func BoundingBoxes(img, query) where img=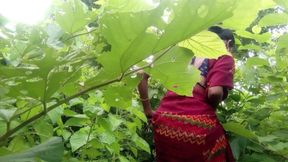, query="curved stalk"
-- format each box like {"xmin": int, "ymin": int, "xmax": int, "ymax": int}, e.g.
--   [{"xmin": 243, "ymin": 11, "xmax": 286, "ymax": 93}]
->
[{"xmin": 0, "ymin": 46, "xmax": 174, "ymax": 143}]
